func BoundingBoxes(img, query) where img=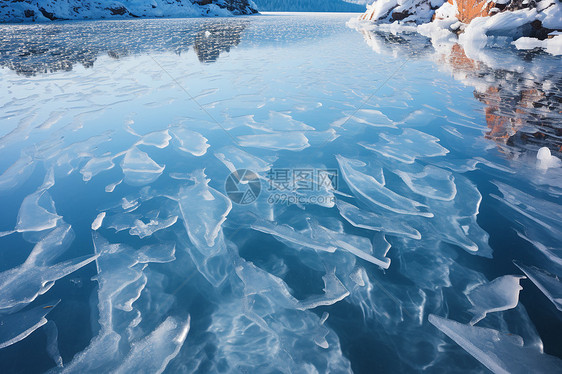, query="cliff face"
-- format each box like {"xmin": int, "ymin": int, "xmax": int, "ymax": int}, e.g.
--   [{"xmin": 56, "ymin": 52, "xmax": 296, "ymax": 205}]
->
[
  {"xmin": 450, "ymin": 0, "xmax": 496, "ymax": 23},
  {"xmin": 0, "ymin": 0, "xmax": 258, "ymax": 23}
]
